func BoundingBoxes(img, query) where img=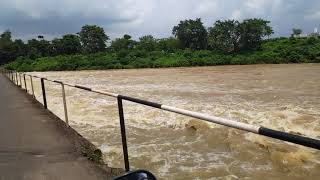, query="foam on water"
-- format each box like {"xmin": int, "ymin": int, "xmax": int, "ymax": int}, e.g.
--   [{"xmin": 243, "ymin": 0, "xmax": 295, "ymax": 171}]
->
[{"xmin": 27, "ymin": 64, "xmax": 320, "ymax": 179}]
